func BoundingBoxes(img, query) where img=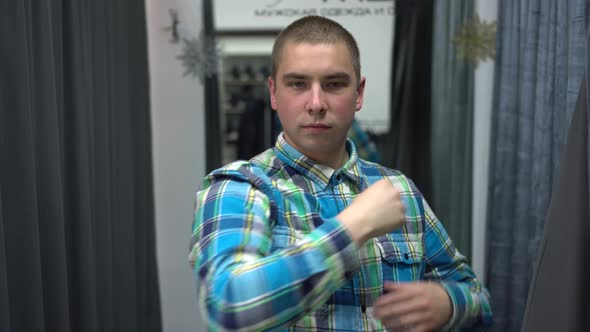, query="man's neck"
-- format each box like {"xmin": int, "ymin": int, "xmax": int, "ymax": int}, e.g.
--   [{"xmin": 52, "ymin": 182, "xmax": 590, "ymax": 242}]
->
[{"xmin": 308, "ymin": 148, "xmax": 349, "ymax": 170}]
